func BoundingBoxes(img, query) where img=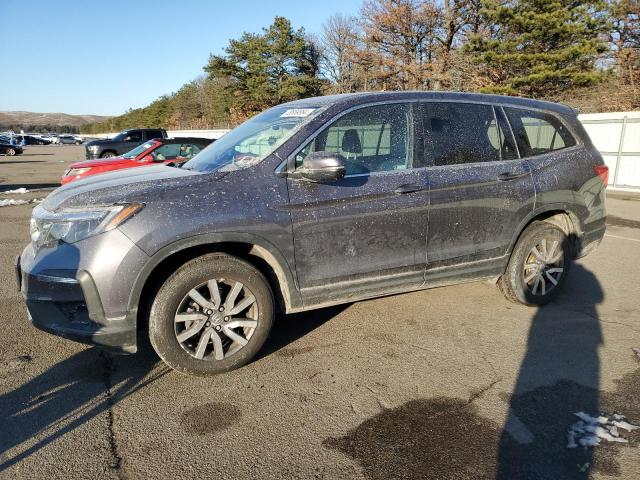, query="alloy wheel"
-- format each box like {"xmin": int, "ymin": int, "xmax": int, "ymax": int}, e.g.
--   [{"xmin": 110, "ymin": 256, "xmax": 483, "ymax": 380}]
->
[
  {"xmin": 174, "ymin": 279, "xmax": 258, "ymax": 360},
  {"xmin": 523, "ymin": 237, "xmax": 564, "ymax": 296}
]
